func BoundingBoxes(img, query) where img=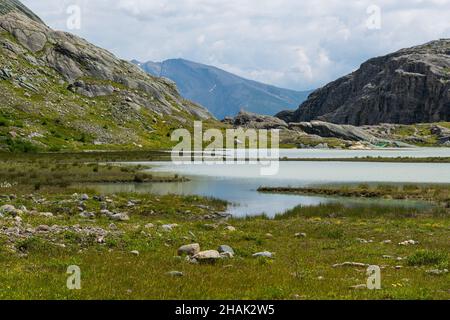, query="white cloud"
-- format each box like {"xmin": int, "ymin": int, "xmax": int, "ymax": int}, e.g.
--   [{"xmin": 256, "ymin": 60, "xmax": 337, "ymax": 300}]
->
[{"xmin": 22, "ymin": 0, "xmax": 450, "ymax": 90}]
